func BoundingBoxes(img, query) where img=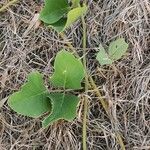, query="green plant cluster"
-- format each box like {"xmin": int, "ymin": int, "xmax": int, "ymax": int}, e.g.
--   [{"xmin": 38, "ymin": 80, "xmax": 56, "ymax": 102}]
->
[
  {"xmin": 96, "ymin": 38, "xmax": 129, "ymax": 65},
  {"xmin": 8, "ymin": 0, "xmax": 129, "ymax": 128}
]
